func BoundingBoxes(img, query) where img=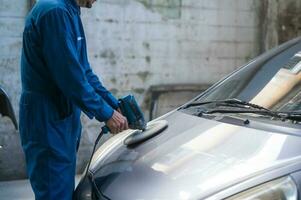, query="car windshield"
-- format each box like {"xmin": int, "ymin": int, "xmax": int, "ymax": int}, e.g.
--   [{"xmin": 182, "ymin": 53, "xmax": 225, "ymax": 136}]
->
[{"xmin": 190, "ymin": 39, "xmax": 301, "ymax": 116}]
